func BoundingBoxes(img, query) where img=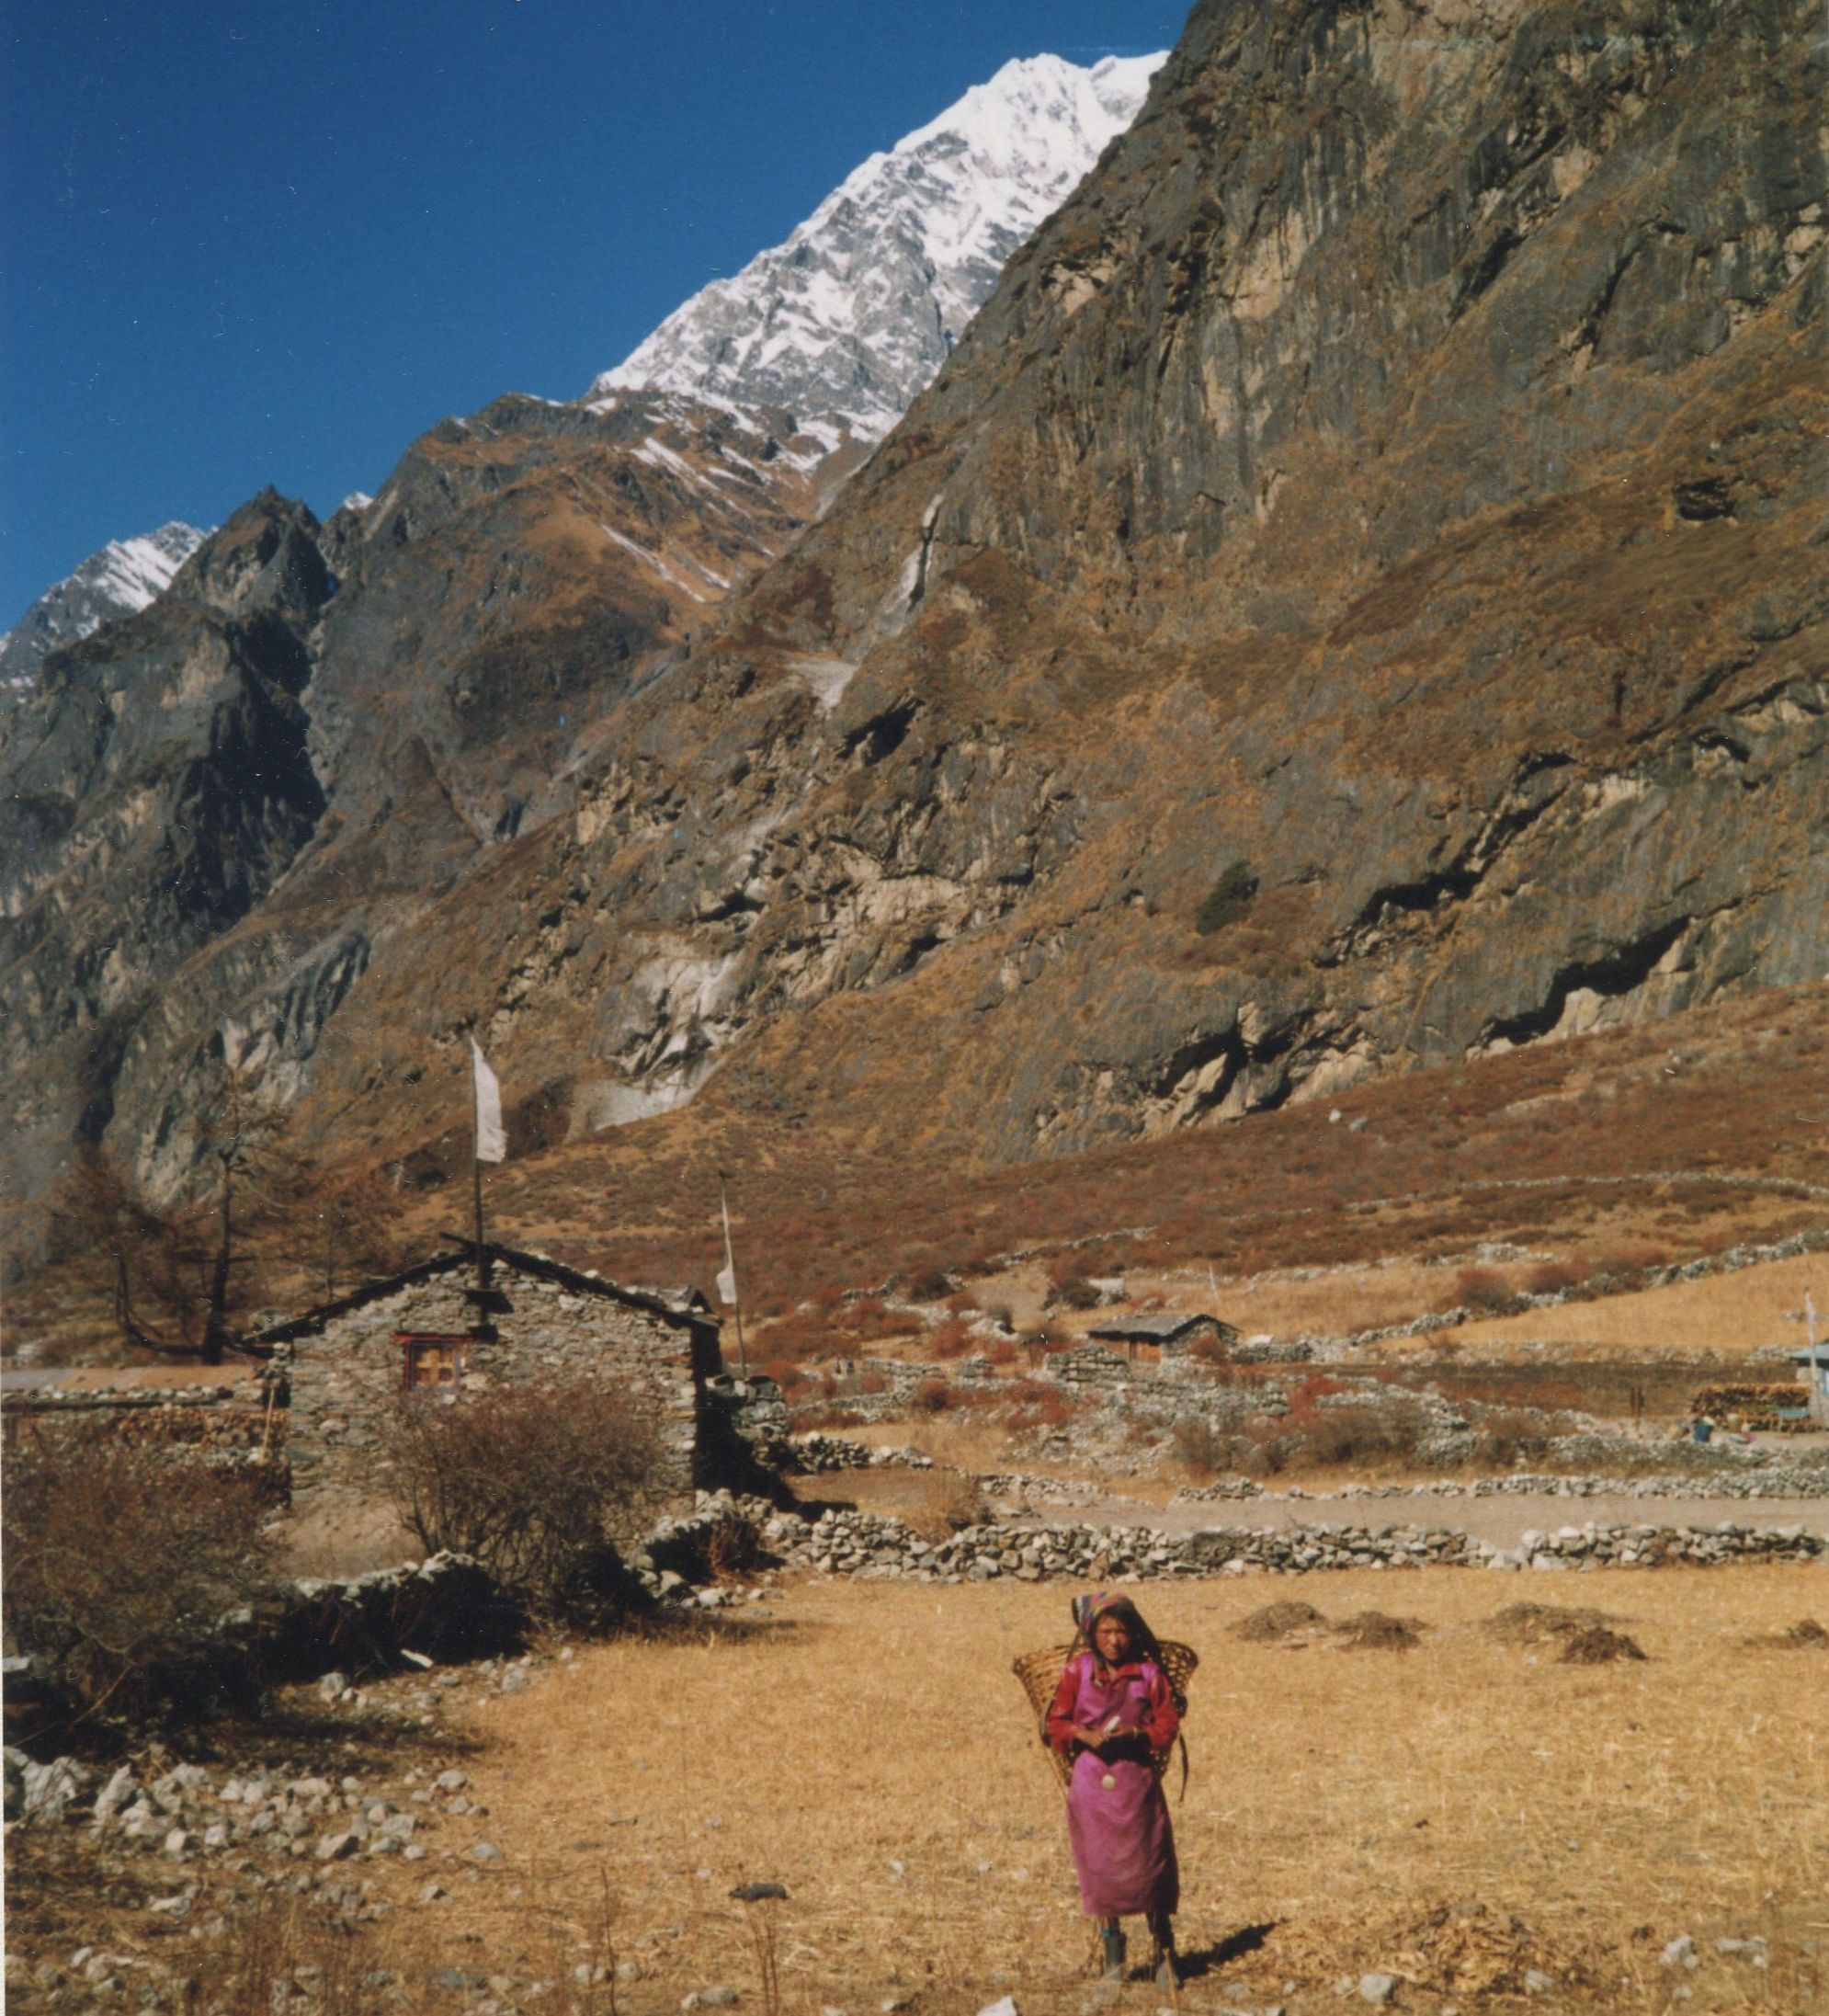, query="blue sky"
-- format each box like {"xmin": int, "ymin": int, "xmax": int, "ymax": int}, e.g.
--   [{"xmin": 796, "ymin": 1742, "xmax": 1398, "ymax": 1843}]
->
[{"xmin": 2, "ymin": 1, "xmax": 1185, "ymax": 625}]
